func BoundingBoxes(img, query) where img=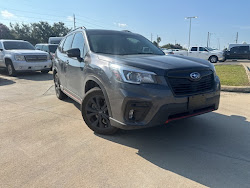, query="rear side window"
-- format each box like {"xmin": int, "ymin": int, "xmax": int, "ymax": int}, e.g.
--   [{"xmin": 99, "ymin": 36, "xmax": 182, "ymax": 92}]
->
[
  {"xmin": 62, "ymin": 34, "xmax": 74, "ymax": 53},
  {"xmin": 58, "ymin": 38, "xmax": 66, "ymax": 52},
  {"xmin": 71, "ymin": 32, "xmax": 85, "ymax": 57},
  {"xmin": 239, "ymin": 46, "xmax": 249, "ymax": 53},
  {"xmin": 231, "ymin": 46, "xmax": 239, "ymax": 53},
  {"xmin": 191, "ymin": 47, "xmax": 198, "ymax": 51}
]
